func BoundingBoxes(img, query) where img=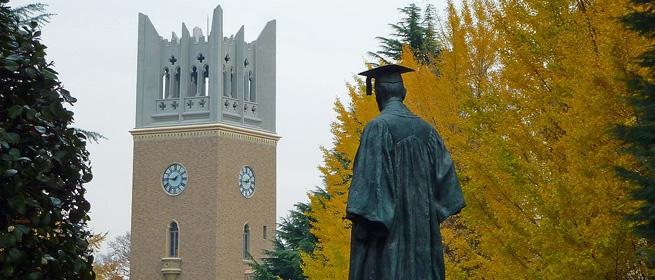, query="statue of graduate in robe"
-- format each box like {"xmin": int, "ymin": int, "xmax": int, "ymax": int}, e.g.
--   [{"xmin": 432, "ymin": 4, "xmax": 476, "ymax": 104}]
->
[{"xmin": 346, "ymin": 64, "xmax": 466, "ymax": 280}]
